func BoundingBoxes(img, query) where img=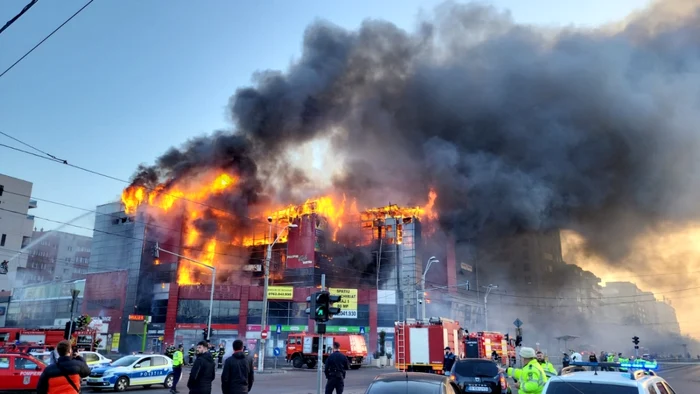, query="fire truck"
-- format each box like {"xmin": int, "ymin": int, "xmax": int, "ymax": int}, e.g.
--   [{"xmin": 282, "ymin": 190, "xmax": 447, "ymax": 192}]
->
[
  {"xmin": 462, "ymin": 331, "xmax": 517, "ymax": 367},
  {"xmin": 0, "ymin": 328, "xmax": 98, "ymax": 351},
  {"xmin": 395, "ymin": 317, "xmax": 462, "ymax": 374},
  {"xmin": 286, "ymin": 333, "xmax": 367, "ymax": 369}
]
